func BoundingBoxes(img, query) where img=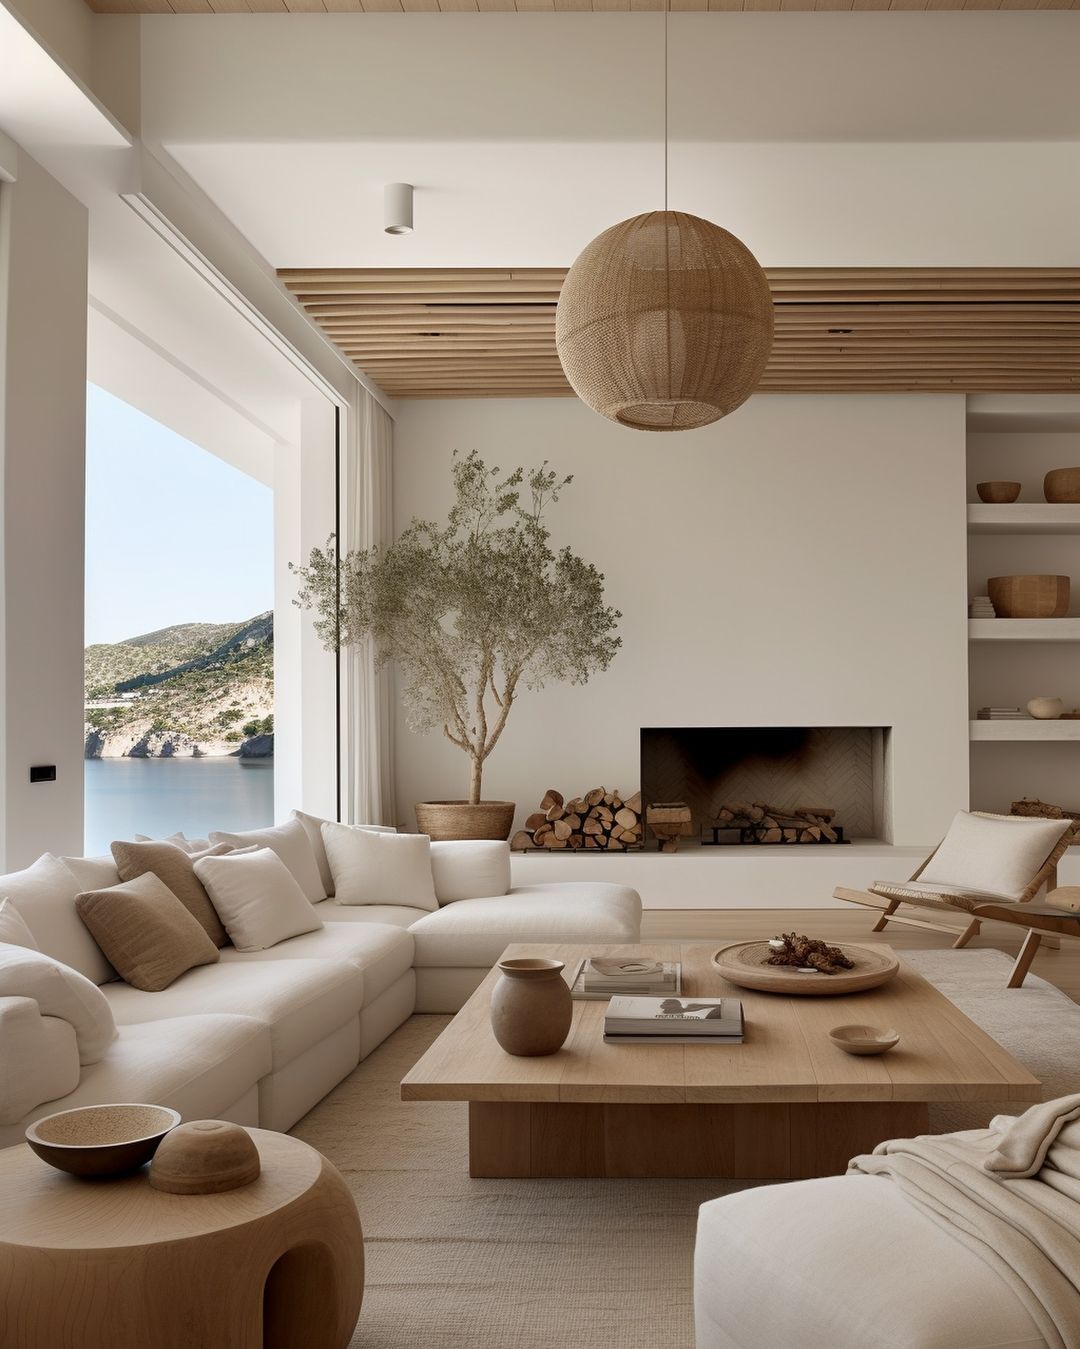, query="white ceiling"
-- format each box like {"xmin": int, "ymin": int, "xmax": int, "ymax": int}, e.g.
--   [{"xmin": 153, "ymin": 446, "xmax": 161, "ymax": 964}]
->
[{"xmin": 141, "ymin": 13, "xmax": 1080, "ymax": 269}]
